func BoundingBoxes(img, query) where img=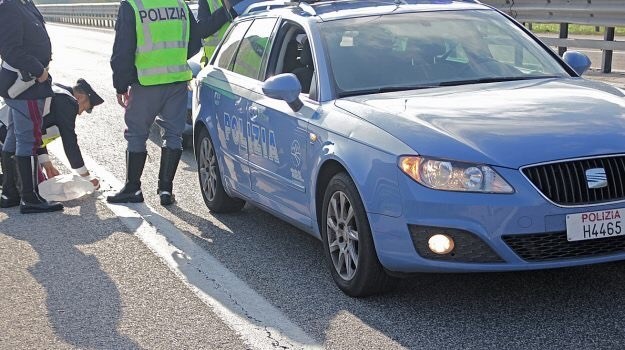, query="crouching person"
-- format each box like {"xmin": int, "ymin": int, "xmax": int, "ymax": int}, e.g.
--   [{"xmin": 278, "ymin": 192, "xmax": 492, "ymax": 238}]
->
[
  {"xmin": 35, "ymin": 79, "xmax": 104, "ymax": 187},
  {"xmin": 0, "ymin": 79, "xmax": 104, "ymax": 211}
]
